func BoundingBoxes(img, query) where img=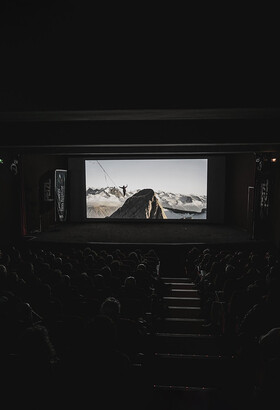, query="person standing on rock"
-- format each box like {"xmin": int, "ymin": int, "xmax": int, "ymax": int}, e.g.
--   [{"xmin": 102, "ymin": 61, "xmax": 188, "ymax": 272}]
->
[{"xmin": 119, "ymin": 184, "xmax": 128, "ymax": 197}]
